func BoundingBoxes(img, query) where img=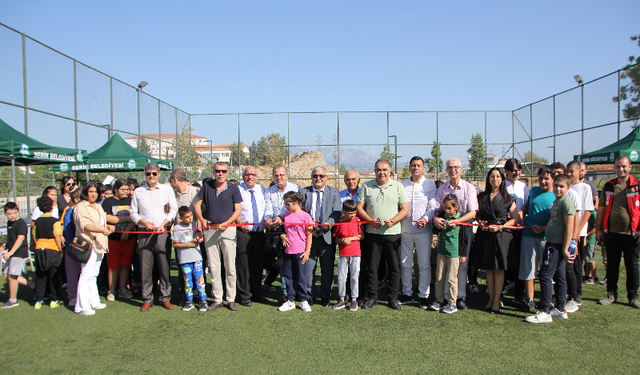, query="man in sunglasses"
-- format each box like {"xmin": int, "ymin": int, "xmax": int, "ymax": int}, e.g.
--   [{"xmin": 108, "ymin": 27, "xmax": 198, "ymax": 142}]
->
[
  {"xmin": 194, "ymin": 162, "xmax": 243, "ymax": 311},
  {"xmin": 130, "ymin": 163, "xmax": 178, "ymax": 312},
  {"xmin": 300, "ymin": 166, "xmax": 342, "ymax": 306}
]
